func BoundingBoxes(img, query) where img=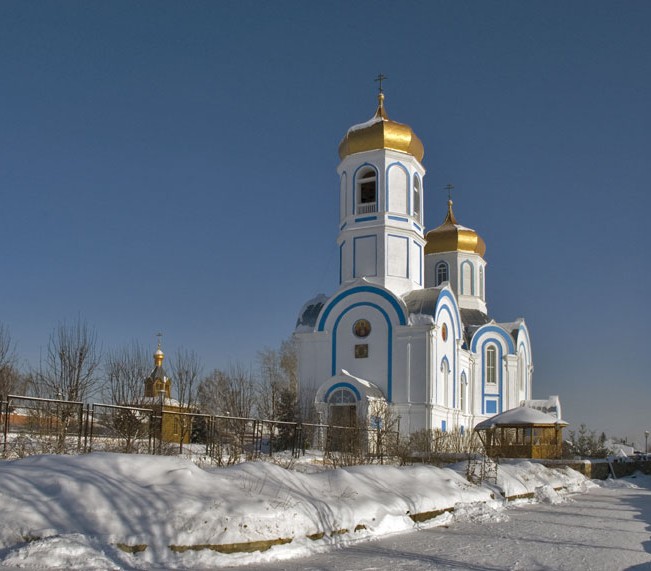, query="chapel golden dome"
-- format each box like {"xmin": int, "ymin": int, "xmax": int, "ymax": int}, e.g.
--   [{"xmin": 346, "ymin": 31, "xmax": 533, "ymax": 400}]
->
[
  {"xmin": 338, "ymin": 93, "xmax": 425, "ymax": 162},
  {"xmin": 154, "ymin": 343, "xmax": 165, "ymax": 367},
  {"xmin": 425, "ymin": 200, "xmax": 486, "ymax": 257}
]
